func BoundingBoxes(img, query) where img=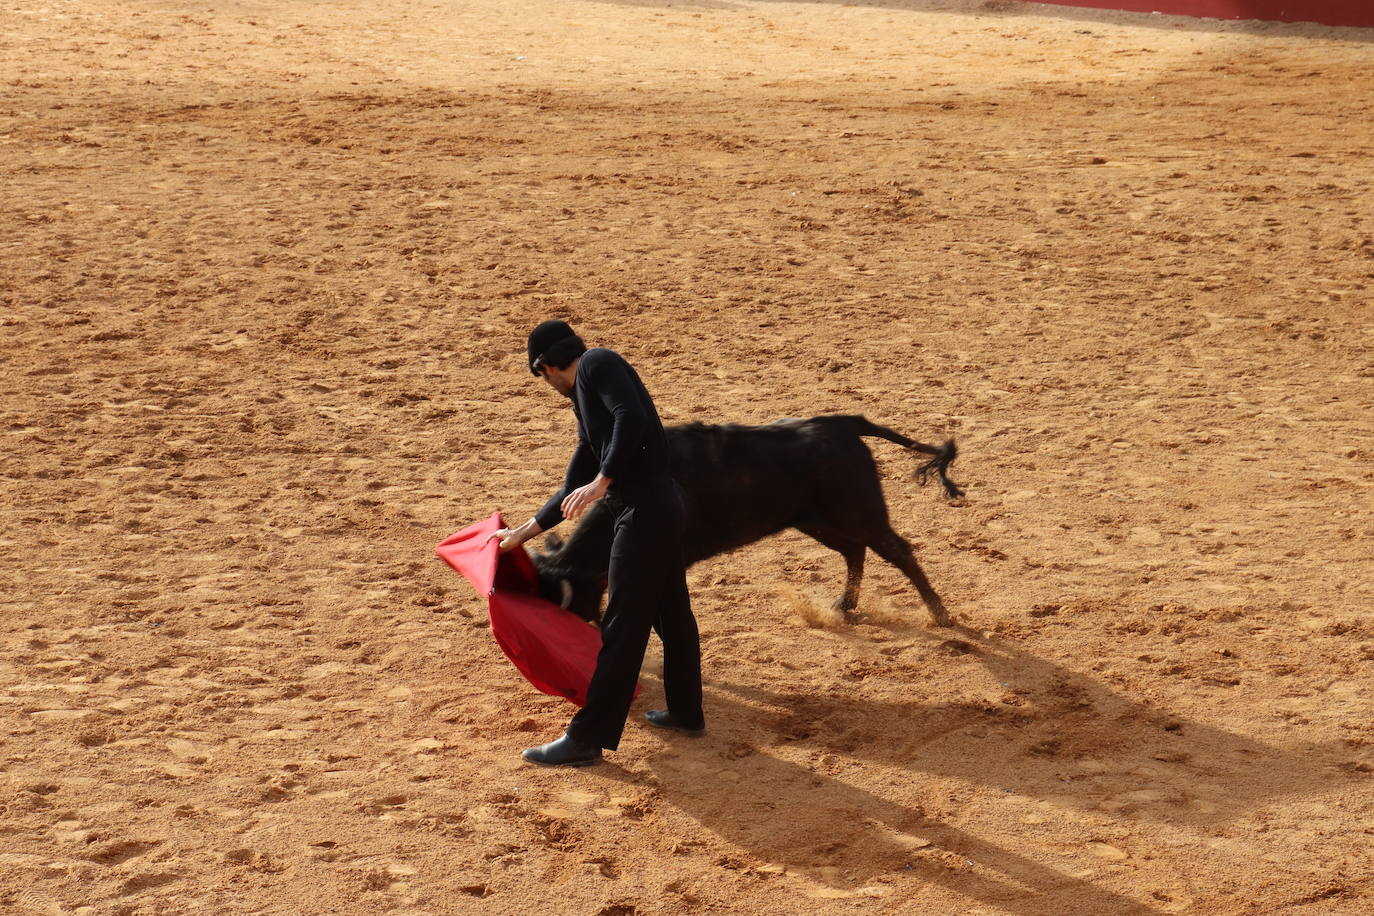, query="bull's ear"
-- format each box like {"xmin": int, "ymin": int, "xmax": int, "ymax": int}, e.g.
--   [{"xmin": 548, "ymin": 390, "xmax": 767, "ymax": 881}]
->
[{"xmin": 545, "ymin": 531, "xmax": 564, "ymax": 551}]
